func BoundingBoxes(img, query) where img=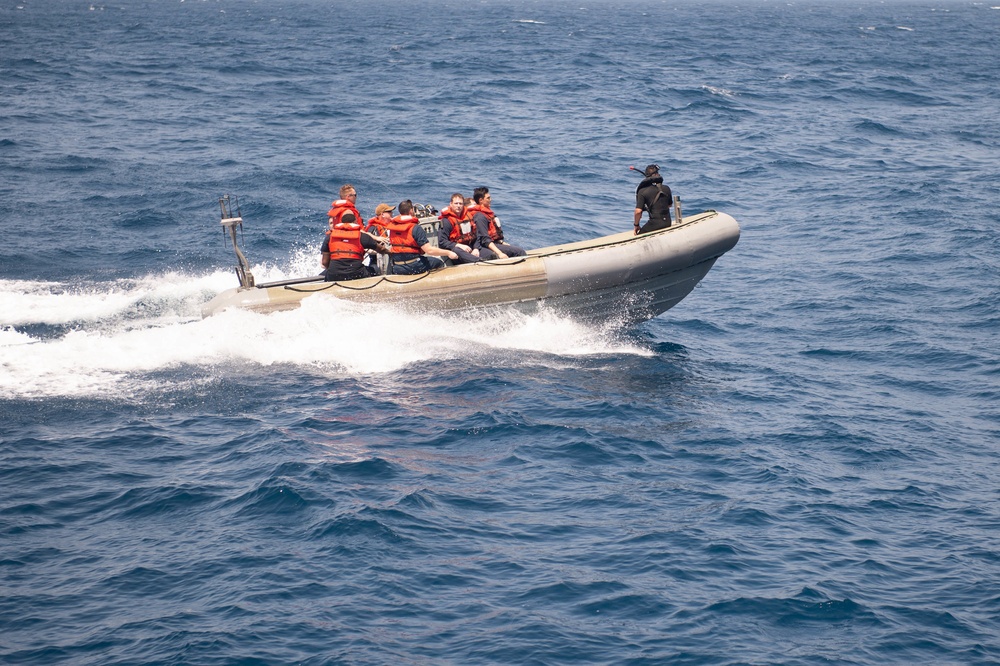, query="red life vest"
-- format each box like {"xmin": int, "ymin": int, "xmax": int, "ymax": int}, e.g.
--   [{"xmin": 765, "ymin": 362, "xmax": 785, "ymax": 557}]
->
[
  {"xmin": 467, "ymin": 204, "xmax": 503, "ymax": 242},
  {"xmin": 328, "ymin": 199, "xmax": 361, "ymax": 224},
  {"xmin": 327, "ymin": 223, "xmax": 364, "ymax": 261},
  {"xmin": 387, "ymin": 216, "xmax": 422, "ymax": 255},
  {"xmin": 440, "ymin": 207, "xmax": 476, "ymax": 246}
]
